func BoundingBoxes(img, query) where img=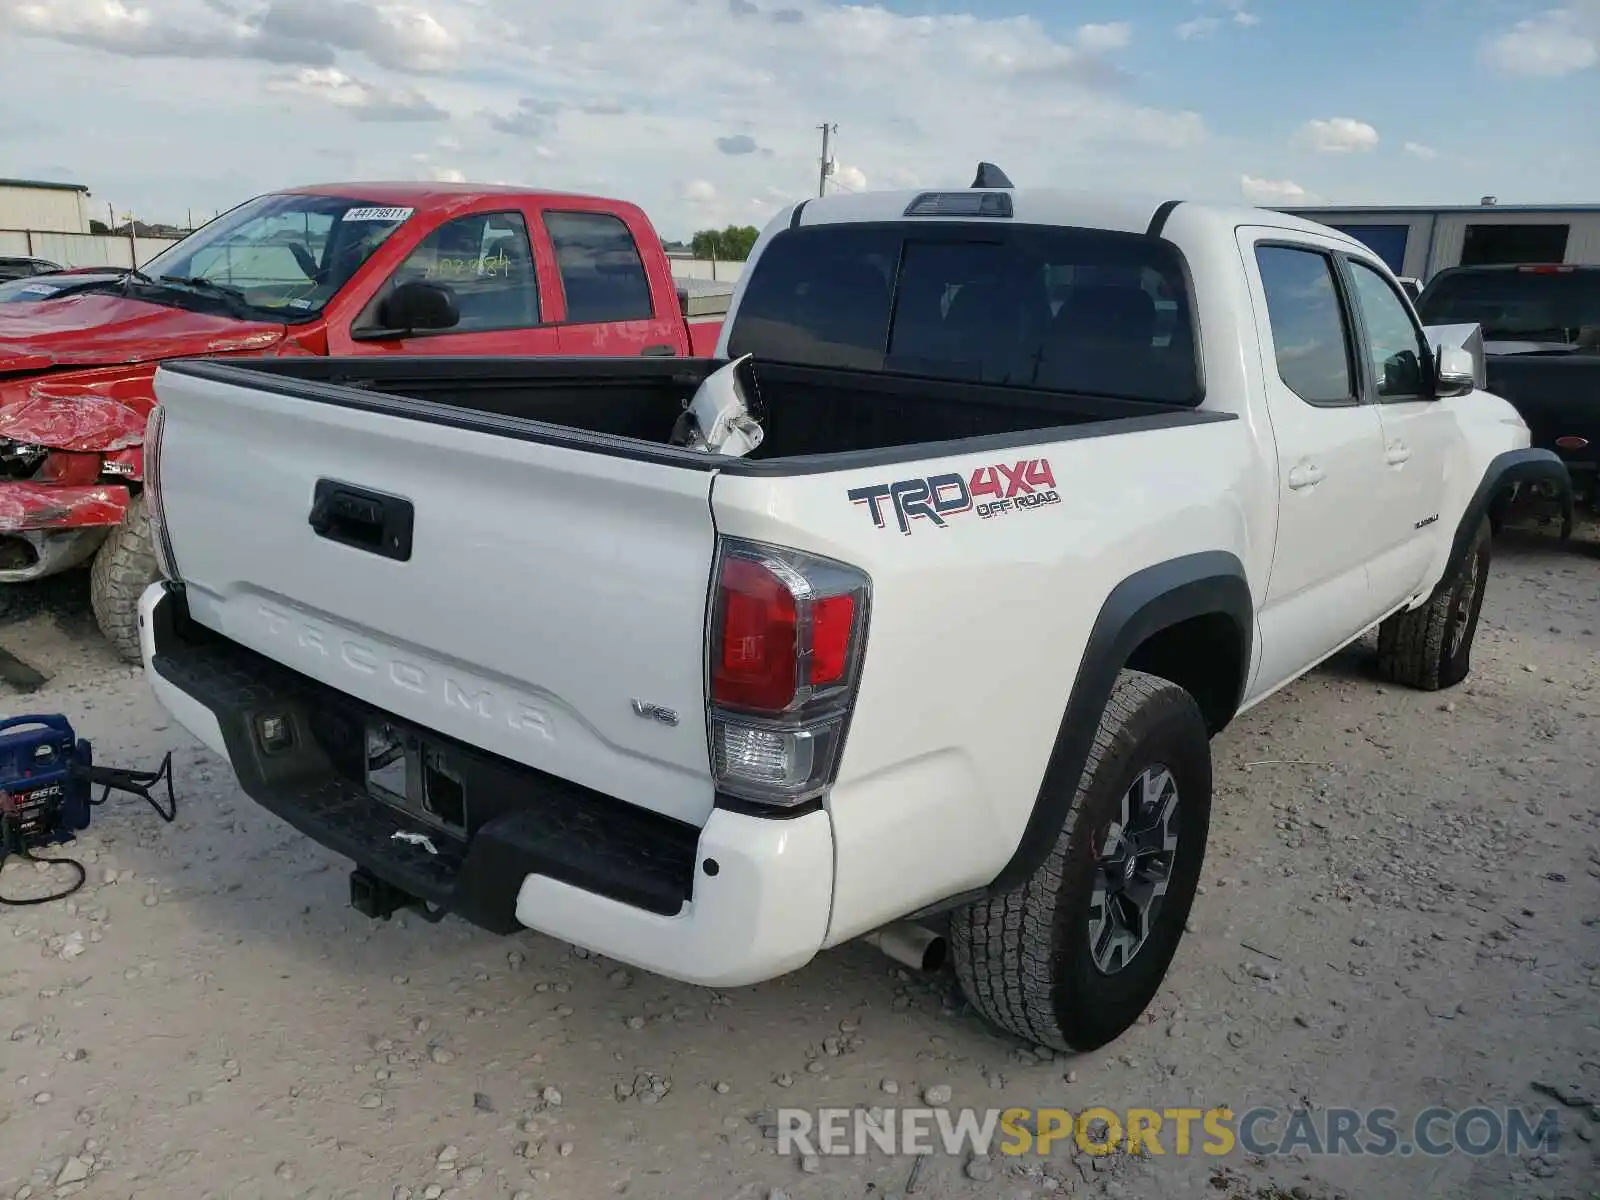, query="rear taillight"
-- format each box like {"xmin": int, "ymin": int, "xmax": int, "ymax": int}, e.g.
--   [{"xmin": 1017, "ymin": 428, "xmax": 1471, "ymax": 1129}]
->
[
  {"xmin": 708, "ymin": 539, "xmax": 870, "ymax": 808},
  {"xmin": 143, "ymin": 404, "xmax": 181, "ymax": 582}
]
